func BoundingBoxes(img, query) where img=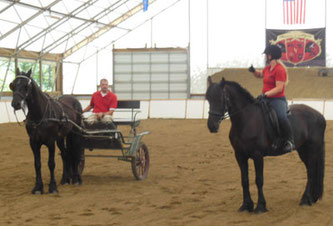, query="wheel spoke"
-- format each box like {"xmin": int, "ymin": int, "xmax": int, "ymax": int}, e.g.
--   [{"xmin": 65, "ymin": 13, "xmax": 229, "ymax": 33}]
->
[{"xmin": 131, "ymin": 143, "xmax": 149, "ymax": 180}]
